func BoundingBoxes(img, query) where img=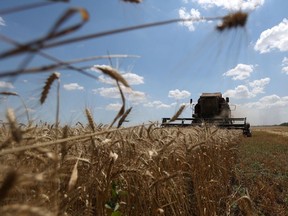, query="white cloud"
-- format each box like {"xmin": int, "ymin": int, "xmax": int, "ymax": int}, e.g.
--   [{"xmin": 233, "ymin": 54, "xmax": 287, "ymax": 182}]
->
[
  {"xmin": 93, "ymin": 87, "xmax": 146, "ymax": 103},
  {"xmin": 224, "ymin": 85, "xmax": 255, "ymax": 99},
  {"xmin": 282, "ymin": 57, "xmax": 288, "ymax": 74},
  {"xmin": 249, "ymin": 77, "xmax": 270, "ymax": 94},
  {"xmin": 123, "ymin": 73, "xmax": 144, "ymax": 85},
  {"xmin": 168, "ymin": 89, "xmax": 191, "ymax": 100},
  {"xmin": 254, "ymin": 18, "xmax": 288, "ymax": 53},
  {"xmin": 234, "ymin": 95, "xmax": 288, "ymax": 125},
  {"xmin": 93, "ymin": 87, "xmax": 120, "ymax": 98},
  {"xmin": 224, "ymin": 77, "xmax": 270, "ymax": 99},
  {"xmin": 106, "ymin": 103, "xmax": 122, "ymax": 111},
  {"xmin": 244, "ymin": 95, "xmax": 288, "ymax": 109},
  {"xmin": 98, "ymin": 72, "xmax": 144, "ymax": 86},
  {"xmin": 195, "ymin": 0, "xmax": 264, "ymax": 11},
  {"xmin": 143, "ymin": 101, "xmax": 173, "ymax": 109},
  {"xmin": 63, "ymin": 83, "xmax": 84, "ymax": 91},
  {"xmin": 91, "ymin": 65, "xmax": 144, "ymax": 86},
  {"xmin": 127, "ymin": 91, "xmax": 147, "ymax": 103},
  {"xmin": 178, "ymin": 7, "xmax": 201, "ymax": 31},
  {"xmin": 0, "ymin": 81, "xmax": 14, "ymax": 89},
  {"xmin": 223, "ymin": 64, "xmax": 254, "ymax": 80},
  {"xmin": 0, "ymin": 17, "xmax": 5, "ymax": 26}
]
